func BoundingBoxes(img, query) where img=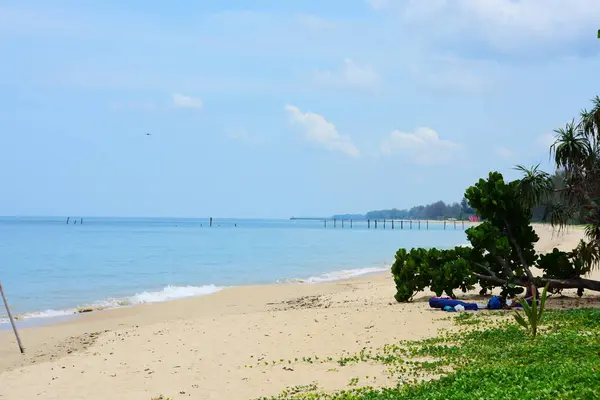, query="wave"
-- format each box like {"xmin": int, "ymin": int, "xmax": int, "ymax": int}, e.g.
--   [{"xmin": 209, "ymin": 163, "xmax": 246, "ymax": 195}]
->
[
  {"xmin": 278, "ymin": 241, "xmax": 470, "ymax": 285},
  {"xmin": 0, "ymin": 284, "xmax": 222, "ymax": 324},
  {"xmin": 126, "ymin": 284, "xmax": 222, "ymax": 304},
  {"xmin": 277, "ymin": 266, "xmax": 390, "ymax": 284}
]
